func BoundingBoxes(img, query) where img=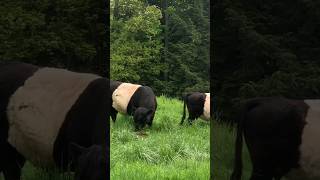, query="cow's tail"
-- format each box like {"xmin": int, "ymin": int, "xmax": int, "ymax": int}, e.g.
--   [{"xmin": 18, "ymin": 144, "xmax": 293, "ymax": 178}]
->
[
  {"xmin": 180, "ymin": 93, "xmax": 189, "ymax": 125},
  {"xmin": 231, "ymin": 99, "xmax": 260, "ymax": 180}
]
